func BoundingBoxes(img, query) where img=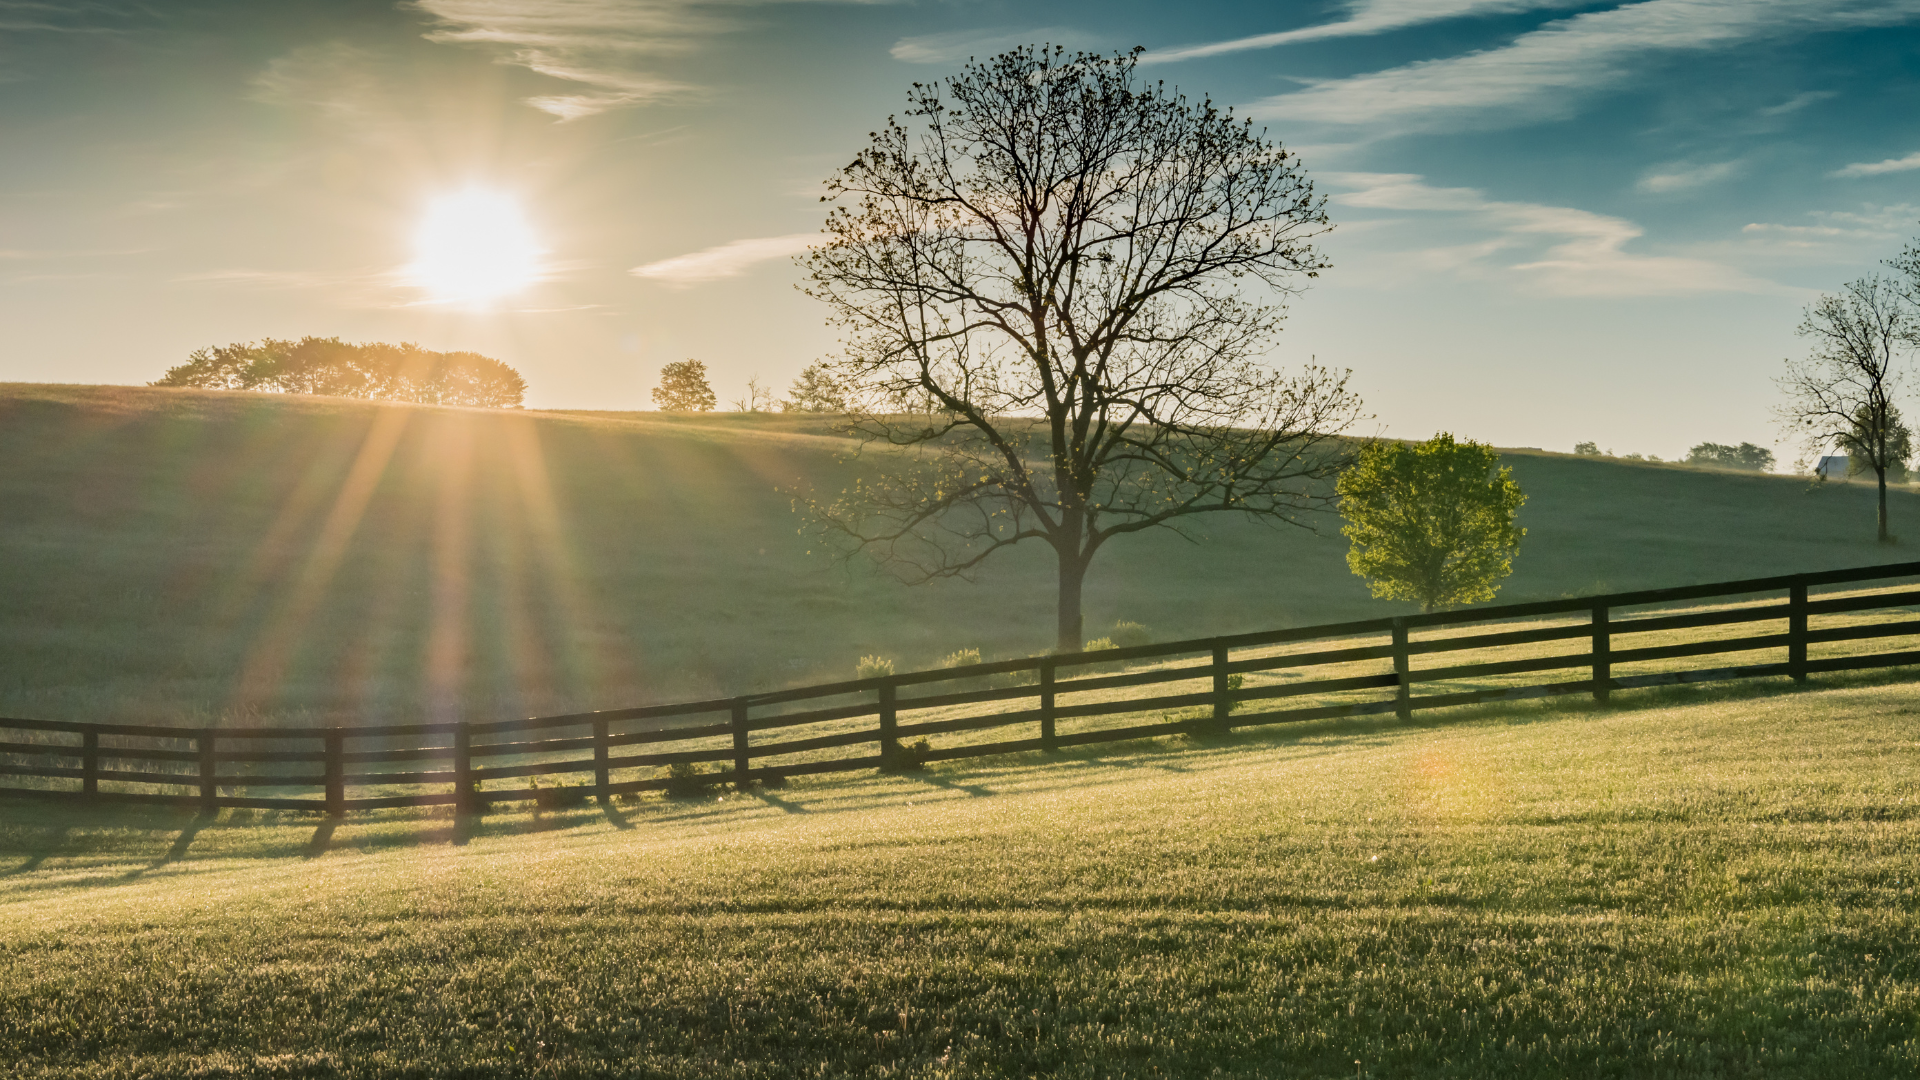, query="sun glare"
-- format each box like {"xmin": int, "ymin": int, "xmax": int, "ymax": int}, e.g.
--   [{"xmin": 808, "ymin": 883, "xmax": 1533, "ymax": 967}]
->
[{"xmin": 410, "ymin": 189, "xmax": 543, "ymax": 306}]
